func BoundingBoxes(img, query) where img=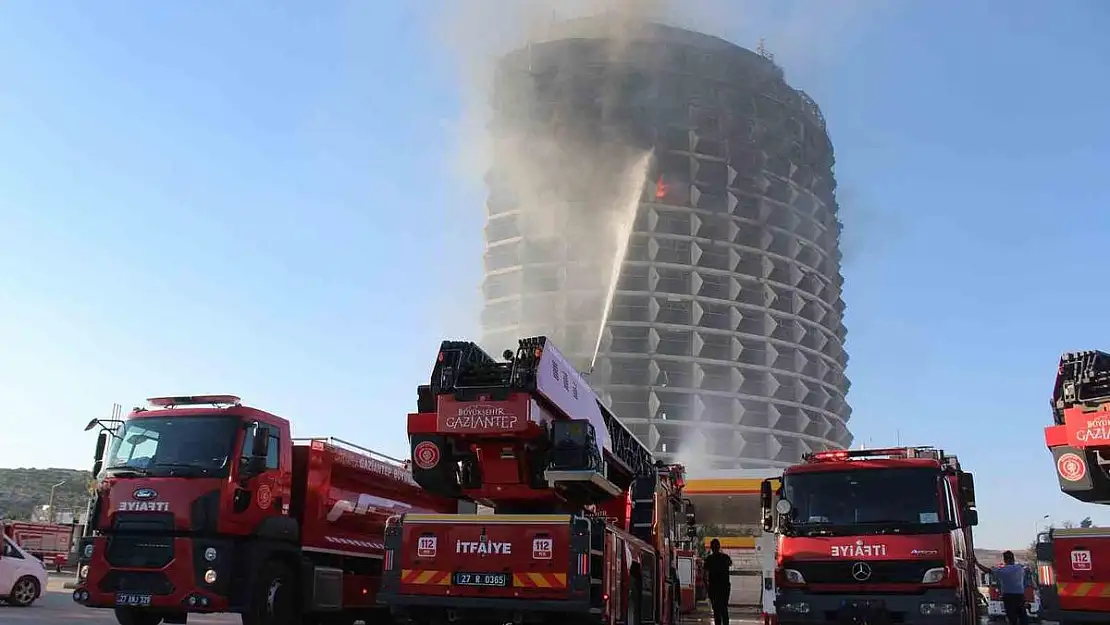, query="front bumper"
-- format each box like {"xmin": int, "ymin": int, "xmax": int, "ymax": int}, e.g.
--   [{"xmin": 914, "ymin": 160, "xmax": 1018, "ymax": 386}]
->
[
  {"xmin": 383, "ymin": 592, "xmax": 595, "ymax": 624},
  {"xmin": 776, "ymin": 589, "xmax": 967, "ymax": 625},
  {"xmin": 71, "ymin": 534, "xmax": 235, "ymax": 613}
]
